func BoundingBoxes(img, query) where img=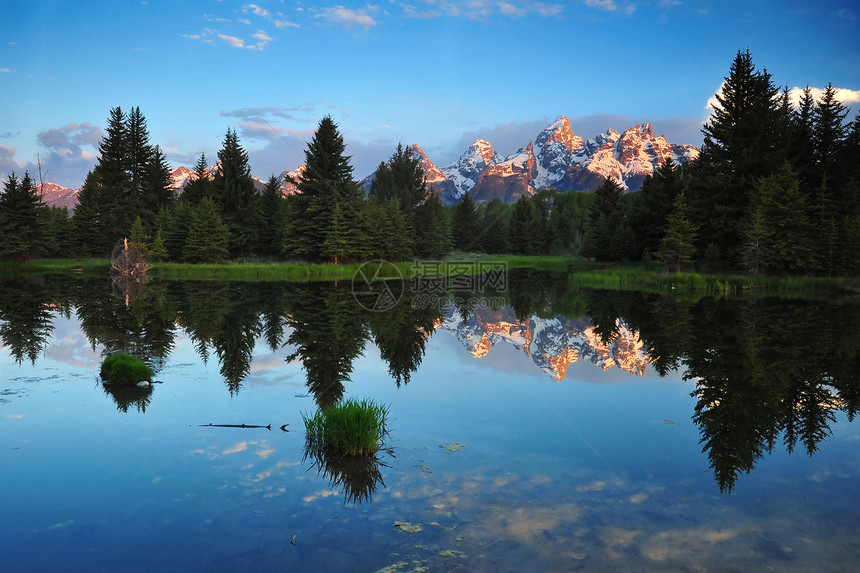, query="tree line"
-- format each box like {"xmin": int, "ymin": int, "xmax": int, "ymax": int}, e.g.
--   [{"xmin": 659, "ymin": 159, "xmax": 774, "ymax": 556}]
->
[{"xmin": 1, "ymin": 49, "xmax": 858, "ymax": 275}]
